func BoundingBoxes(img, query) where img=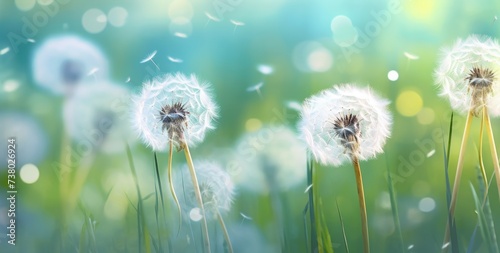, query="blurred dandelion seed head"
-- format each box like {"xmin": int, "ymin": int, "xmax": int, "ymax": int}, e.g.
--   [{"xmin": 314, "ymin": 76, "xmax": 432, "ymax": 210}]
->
[
  {"xmin": 299, "ymin": 84, "xmax": 392, "ymax": 166},
  {"xmin": 435, "ymin": 34, "xmax": 500, "ymax": 116},
  {"xmin": 32, "ymin": 35, "xmax": 109, "ymax": 95},
  {"xmin": 63, "ymin": 81, "xmax": 134, "ymax": 154},
  {"xmin": 231, "ymin": 126, "xmax": 307, "ymax": 193},
  {"xmin": 176, "ymin": 160, "xmax": 234, "ymax": 219},
  {"xmin": 132, "ymin": 73, "xmax": 218, "ymax": 151}
]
